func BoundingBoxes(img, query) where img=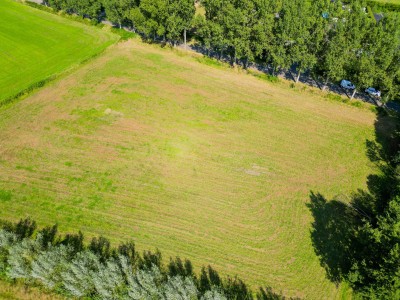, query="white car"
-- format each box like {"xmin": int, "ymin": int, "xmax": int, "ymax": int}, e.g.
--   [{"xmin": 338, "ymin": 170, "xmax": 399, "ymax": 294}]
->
[
  {"xmin": 341, "ymin": 80, "xmax": 356, "ymax": 90},
  {"xmin": 365, "ymin": 87, "xmax": 381, "ymax": 97}
]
